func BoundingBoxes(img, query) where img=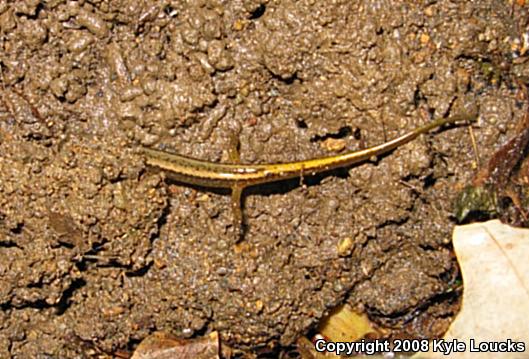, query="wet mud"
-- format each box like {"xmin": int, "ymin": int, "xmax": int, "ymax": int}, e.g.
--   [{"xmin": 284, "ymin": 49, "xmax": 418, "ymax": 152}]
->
[{"xmin": 0, "ymin": 0, "xmax": 528, "ymax": 357}]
